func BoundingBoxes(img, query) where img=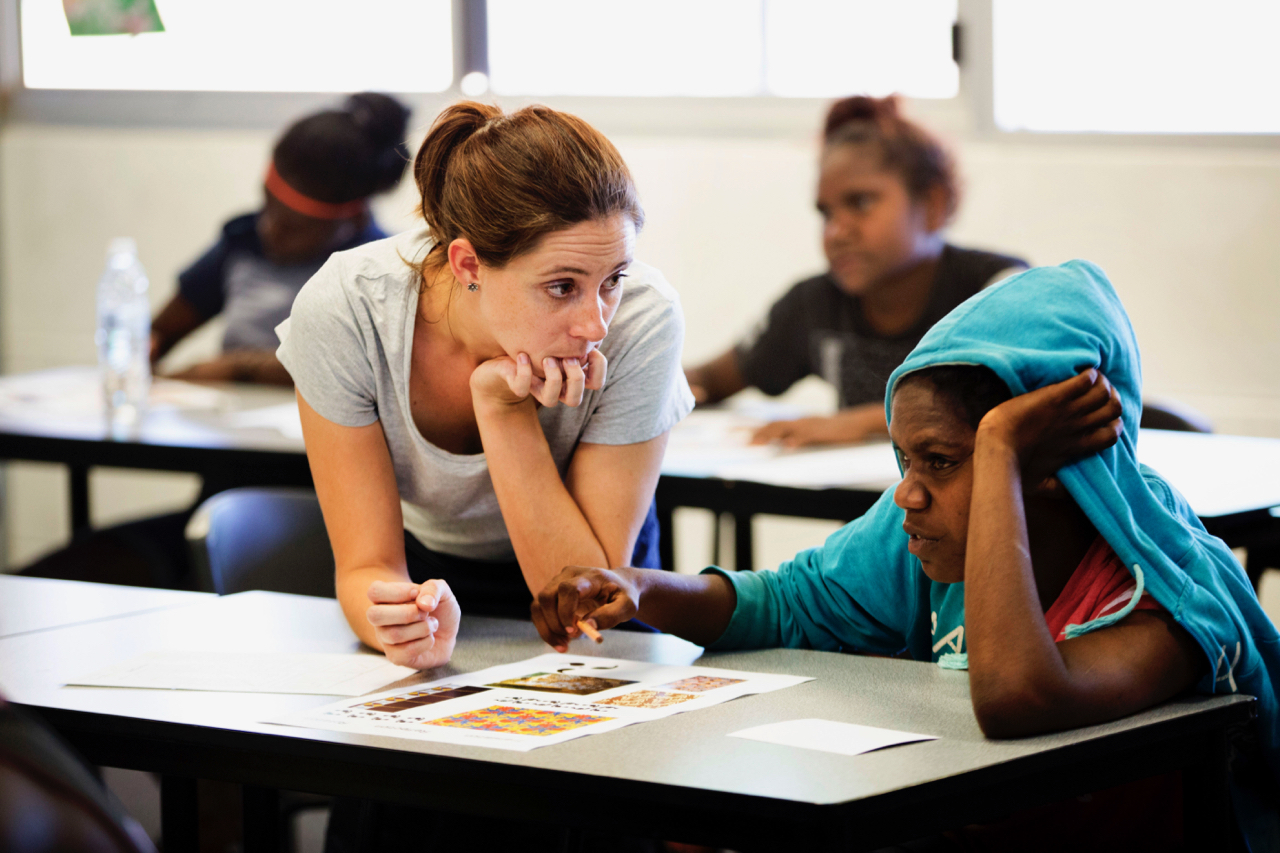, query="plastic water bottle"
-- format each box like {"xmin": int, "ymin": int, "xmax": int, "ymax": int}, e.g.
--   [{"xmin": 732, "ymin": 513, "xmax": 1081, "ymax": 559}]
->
[{"xmin": 95, "ymin": 237, "xmax": 151, "ymax": 427}]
